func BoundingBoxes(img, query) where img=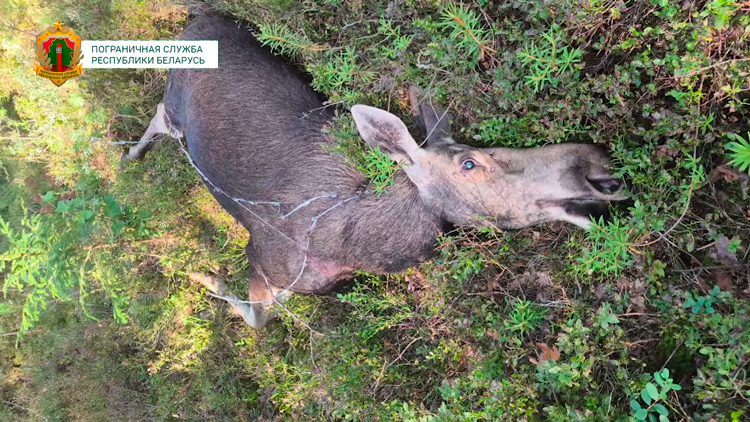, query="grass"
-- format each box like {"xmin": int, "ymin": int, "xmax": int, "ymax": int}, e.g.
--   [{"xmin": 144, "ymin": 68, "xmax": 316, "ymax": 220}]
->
[{"xmin": 1, "ymin": 0, "xmax": 749, "ymax": 421}]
